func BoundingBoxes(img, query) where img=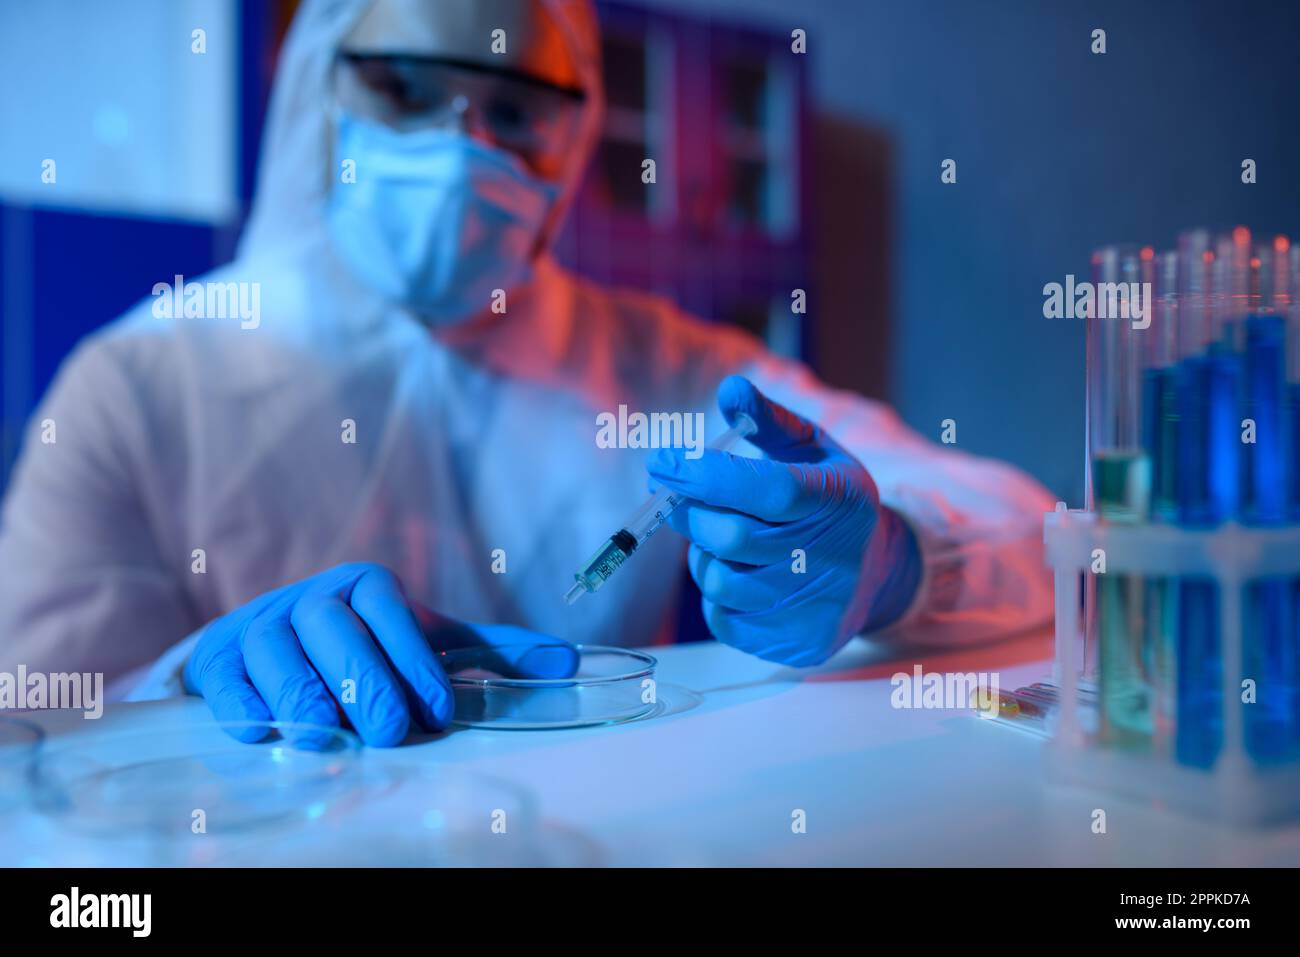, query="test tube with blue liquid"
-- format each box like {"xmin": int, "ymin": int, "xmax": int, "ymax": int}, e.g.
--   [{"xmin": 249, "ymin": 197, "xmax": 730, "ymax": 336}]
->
[
  {"xmin": 1290, "ymin": 243, "xmax": 1300, "ymax": 523},
  {"xmin": 1172, "ymin": 229, "xmax": 1242, "ymax": 768},
  {"xmin": 1279, "ymin": 240, "xmax": 1300, "ymax": 754},
  {"xmin": 1141, "ymin": 248, "xmax": 1180, "ymax": 753},
  {"xmin": 1239, "ymin": 237, "xmax": 1295, "ymax": 762}
]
